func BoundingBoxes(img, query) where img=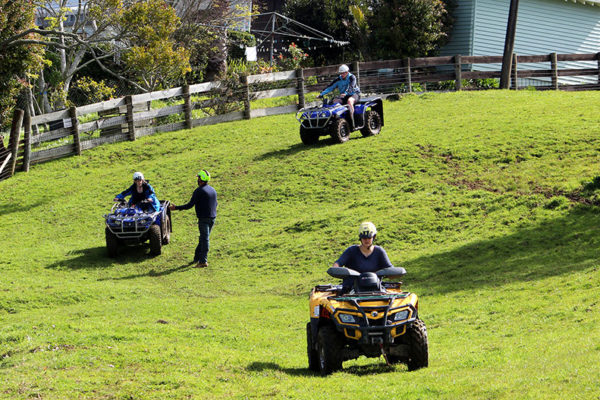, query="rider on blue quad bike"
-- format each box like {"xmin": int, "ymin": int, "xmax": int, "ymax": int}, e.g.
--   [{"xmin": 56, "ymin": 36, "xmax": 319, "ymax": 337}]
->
[
  {"xmin": 319, "ymin": 64, "xmax": 361, "ymax": 130},
  {"xmin": 113, "ymin": 171, "xmax": 160, "ymax": 213}
]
